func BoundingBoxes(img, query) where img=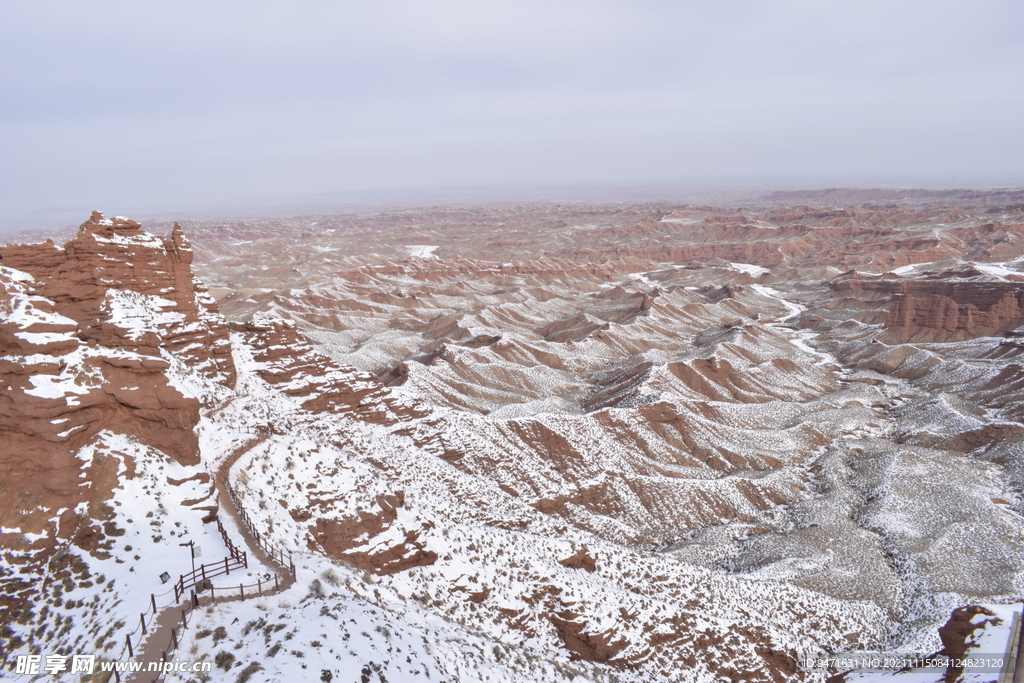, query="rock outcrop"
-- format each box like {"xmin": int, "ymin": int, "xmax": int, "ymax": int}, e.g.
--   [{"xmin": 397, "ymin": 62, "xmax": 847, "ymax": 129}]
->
[
  {"xmin": 233, "ymin": 314, "xmax": 427, "ymax": 424},
  {"xmin": 0, "ymin": 212, "xmax": 235, "ymax": 562},
  {"xmin": 832, "ymin": 274, "xmax": 1024, "ymax": 341},
  {"xmin": 307, "ymin": 491, "xmax": 438, "ymax": 575}
]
